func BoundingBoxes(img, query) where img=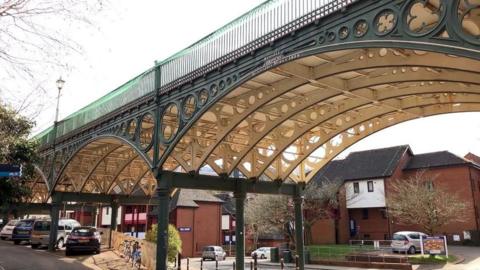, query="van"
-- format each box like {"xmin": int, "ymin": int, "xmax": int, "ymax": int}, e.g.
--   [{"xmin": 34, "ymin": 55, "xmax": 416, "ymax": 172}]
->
[
  {"xmin": 30, "ymin": 219, "xmax": 81, "ymax": 249},
  {"xmin": 202, "ymin": 245, "xmax": 226, "ymax": 261}
]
